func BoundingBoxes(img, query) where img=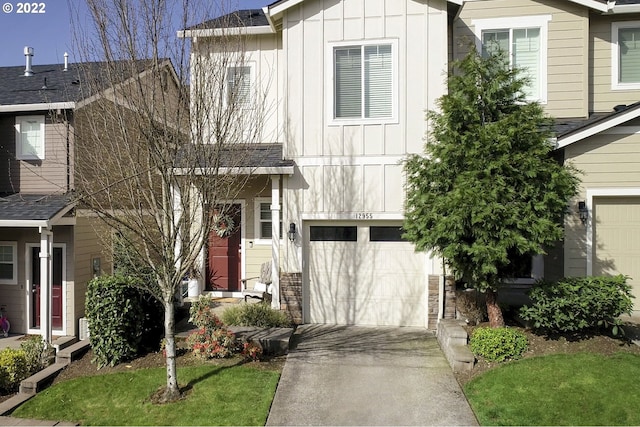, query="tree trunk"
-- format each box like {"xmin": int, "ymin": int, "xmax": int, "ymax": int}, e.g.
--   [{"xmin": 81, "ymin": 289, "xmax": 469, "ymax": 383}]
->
[
  {"xmin": 486, "ymin": 289, "xmax": 505, "ymax": 328},
  {"xmin": 162, "ymin": 298, "xmax": 181, "ymax": 402}
]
